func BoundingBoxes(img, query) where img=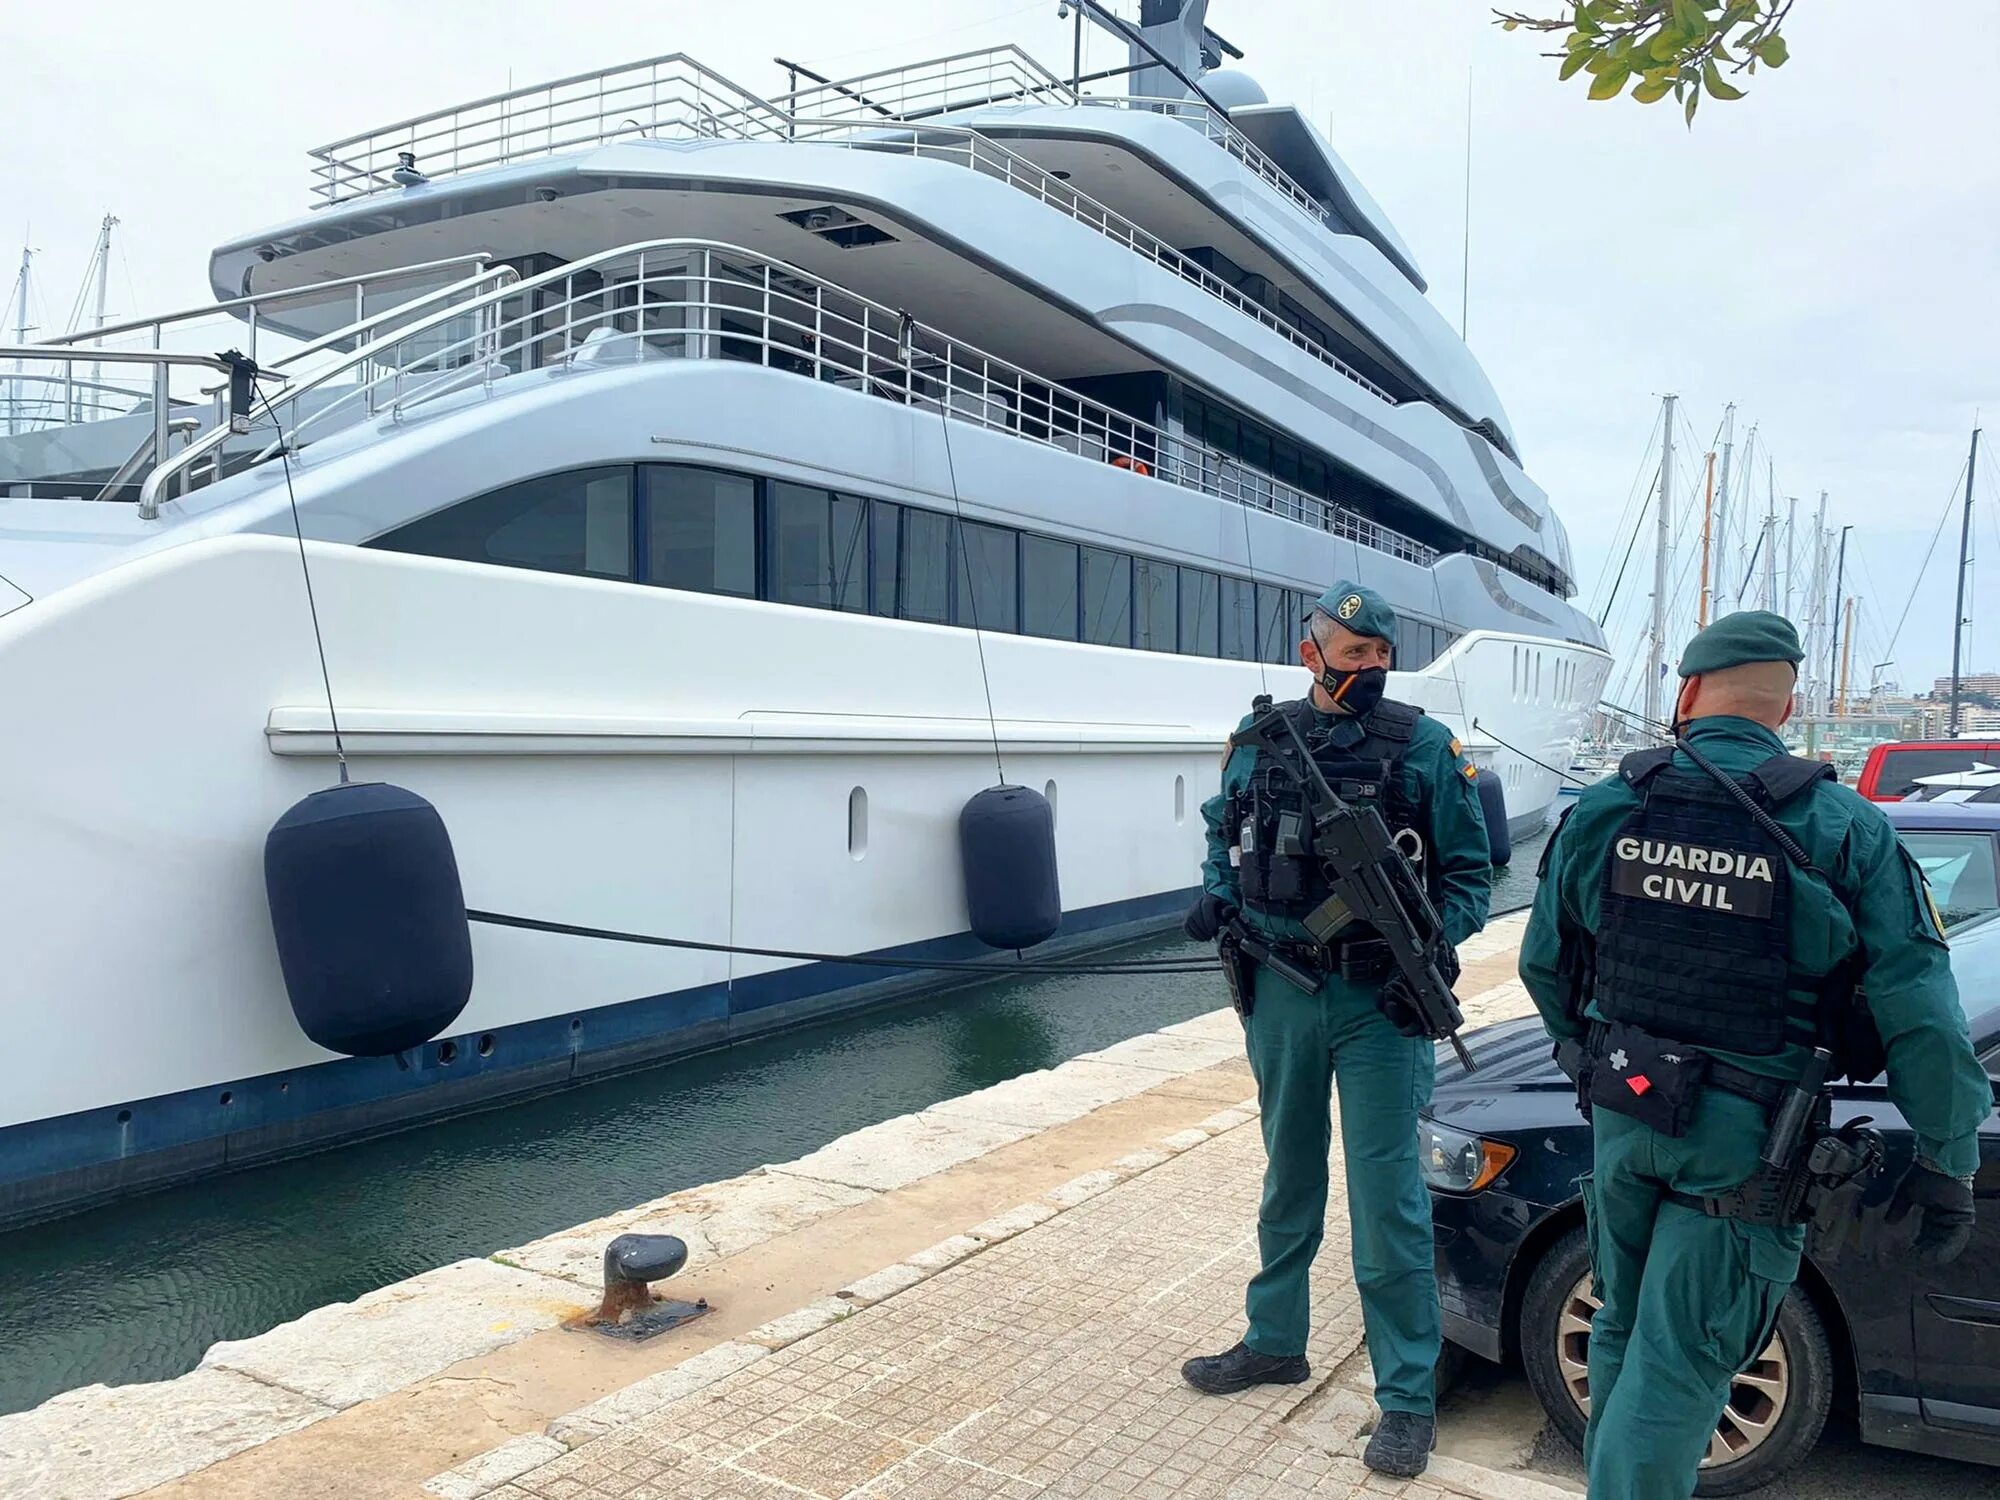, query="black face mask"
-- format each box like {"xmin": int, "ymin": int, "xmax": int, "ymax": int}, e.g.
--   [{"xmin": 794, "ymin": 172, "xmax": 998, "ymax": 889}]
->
[{"xmin": 1311, "ymin": 640, "xmax": 1389, "ymax": 717}]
